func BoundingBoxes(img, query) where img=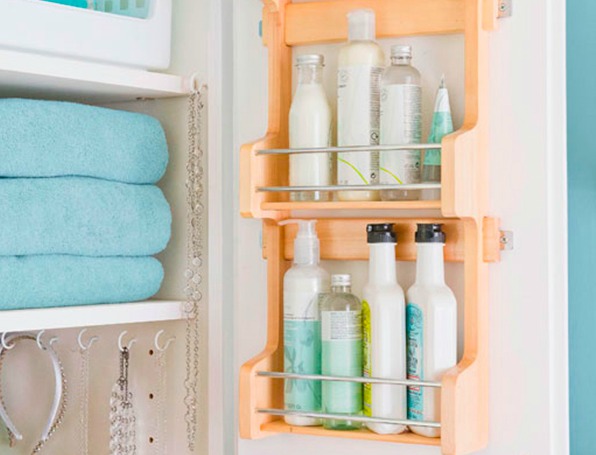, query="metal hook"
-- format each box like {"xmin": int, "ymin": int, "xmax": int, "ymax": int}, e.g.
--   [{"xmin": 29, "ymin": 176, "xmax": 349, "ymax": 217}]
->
[
  {"xmin": 154, "ymin": 330, "xmax": 176, "ymax": 352},
  {"xmin": 36, "ymin": 330, "xmax": 46, "ymax": 350},
  {"xmin": 1, "ymin": 333, "xmax": 15, "ymax": 351},
  {"xmin": 49, "ymin": 337, "xmax": 59, "ymax": 348},
  {"xmin": 189, "ymin": 72, "xmax": 201, "ymax": 93},
  {"xmin": 78, "ymin": 329, "xmax": 99, "ymax": 351},
  {"xmin": 118, "ymin": 331, "xmax": 137, "ymax": 352}
]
